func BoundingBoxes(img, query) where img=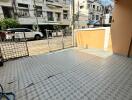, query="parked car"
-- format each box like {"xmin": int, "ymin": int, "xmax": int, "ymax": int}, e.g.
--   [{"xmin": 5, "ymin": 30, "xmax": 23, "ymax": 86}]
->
[{"xmin": 5, "ymin": 28, "xmax": 43, "ymax": 40}]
